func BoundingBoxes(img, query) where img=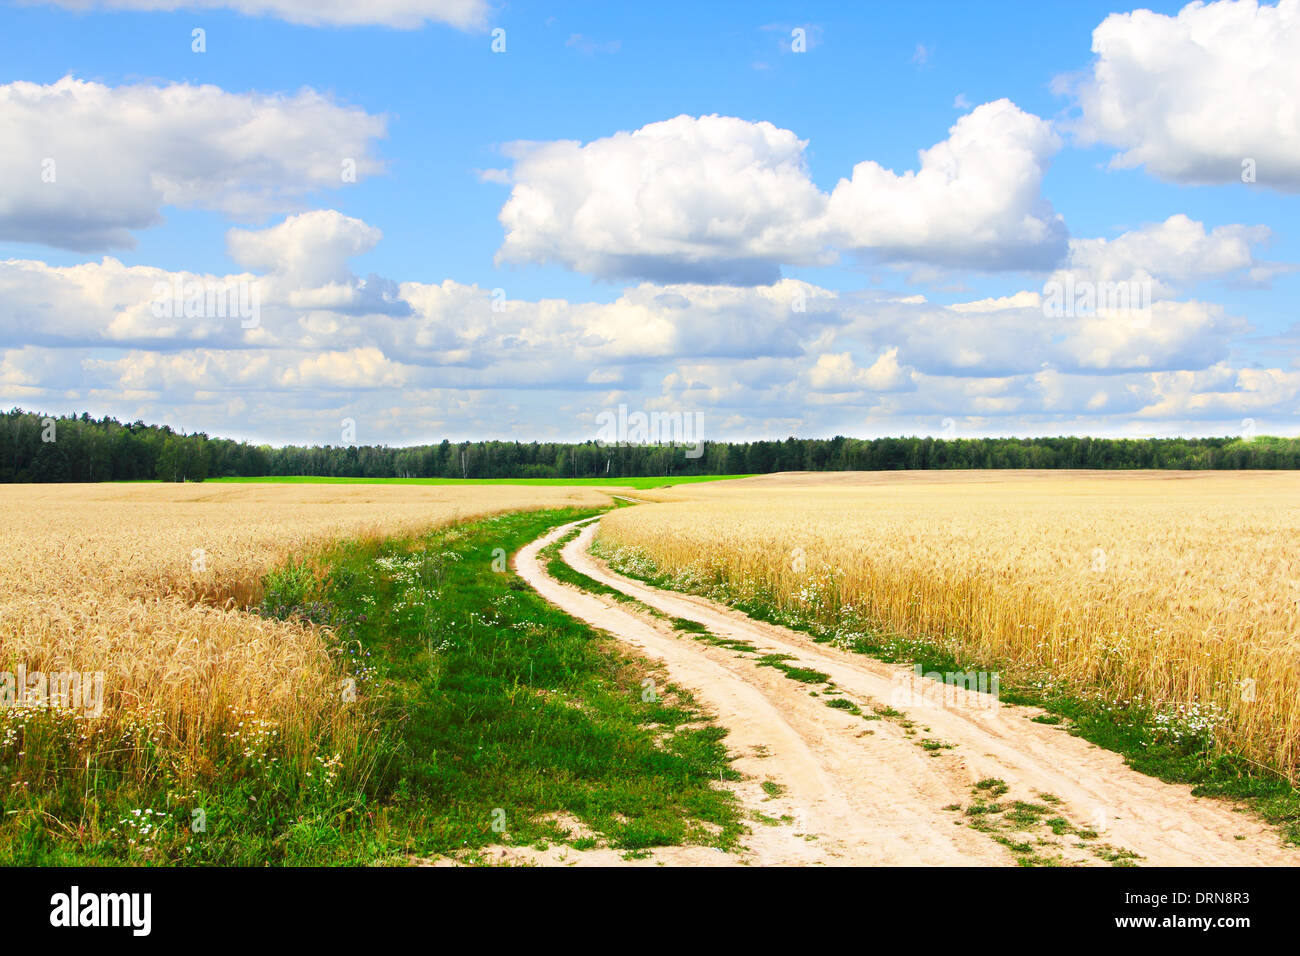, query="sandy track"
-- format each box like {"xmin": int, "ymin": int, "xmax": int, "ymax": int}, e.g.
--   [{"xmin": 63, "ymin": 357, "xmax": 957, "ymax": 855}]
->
[{"xmin": 513, "ymin": 517, "xmax": 1298, "ymax": 867}]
